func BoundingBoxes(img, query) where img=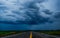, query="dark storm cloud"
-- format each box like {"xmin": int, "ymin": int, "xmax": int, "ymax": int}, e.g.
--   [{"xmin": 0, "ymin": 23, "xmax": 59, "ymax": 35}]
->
[
  {"xmin": 0, "ymin": 0, "xmax": 54, "ymax": 24},
  {"xmin": 0, "ymin": 0, "xmax": 60, "ymax": 30}
]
